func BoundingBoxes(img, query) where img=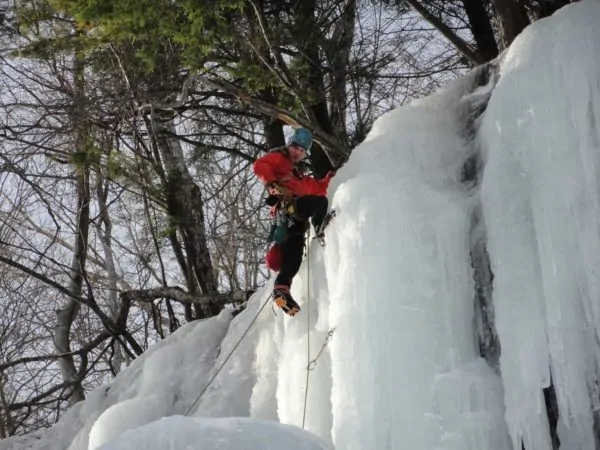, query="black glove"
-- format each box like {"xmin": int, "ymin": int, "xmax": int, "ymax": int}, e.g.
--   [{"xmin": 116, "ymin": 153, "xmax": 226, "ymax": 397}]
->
[{"xmin": 265, "ymin": 194, "xmax": 279, "ymax": 206}]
